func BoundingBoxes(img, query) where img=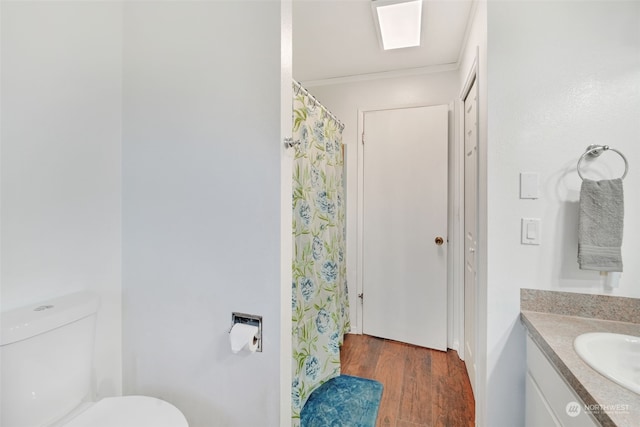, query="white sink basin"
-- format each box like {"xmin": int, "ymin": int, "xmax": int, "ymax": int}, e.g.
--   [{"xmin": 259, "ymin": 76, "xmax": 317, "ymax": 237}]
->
[{"xmin": 574, "ymin": 332, "xmax": 640, "ymax": 395}]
